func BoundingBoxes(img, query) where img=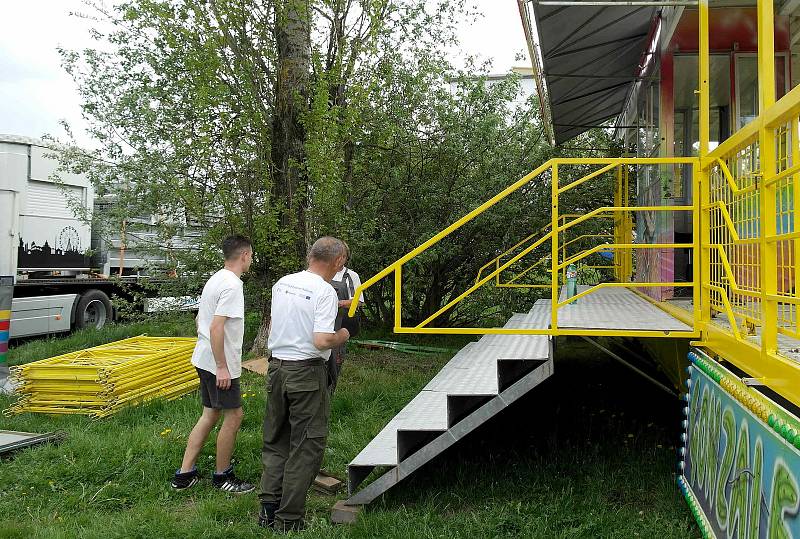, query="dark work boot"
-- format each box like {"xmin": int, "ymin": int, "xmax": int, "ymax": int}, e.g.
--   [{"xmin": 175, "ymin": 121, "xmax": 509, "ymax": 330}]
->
[{"xmin": 258, "ymin": 502, "xmax": 278, "ymax": 529}]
